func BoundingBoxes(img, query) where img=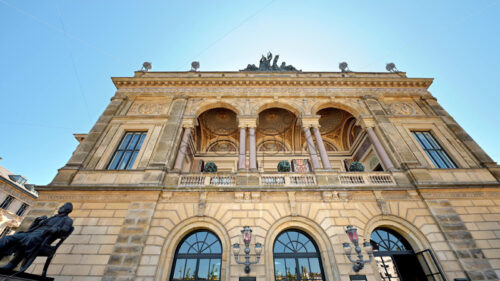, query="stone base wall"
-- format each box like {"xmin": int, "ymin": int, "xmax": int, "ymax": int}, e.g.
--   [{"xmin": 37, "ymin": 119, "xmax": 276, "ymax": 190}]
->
[{"xmin": 21, "ymin": 188, "xmax": 500, "ymax": 281}]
